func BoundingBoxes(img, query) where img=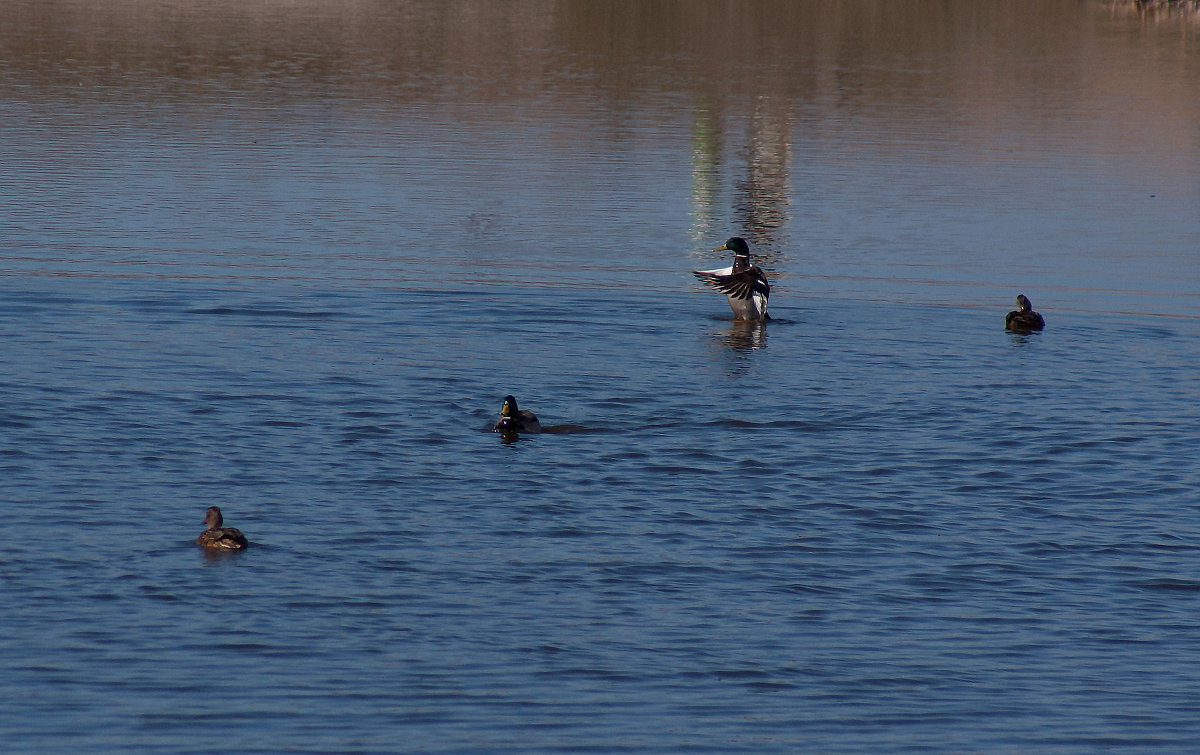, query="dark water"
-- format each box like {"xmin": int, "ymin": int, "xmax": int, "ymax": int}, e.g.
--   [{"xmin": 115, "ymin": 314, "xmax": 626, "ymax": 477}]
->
[{"xmin": 3, "ymin": 1, "xmax": 1200, "ymax": 751}]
